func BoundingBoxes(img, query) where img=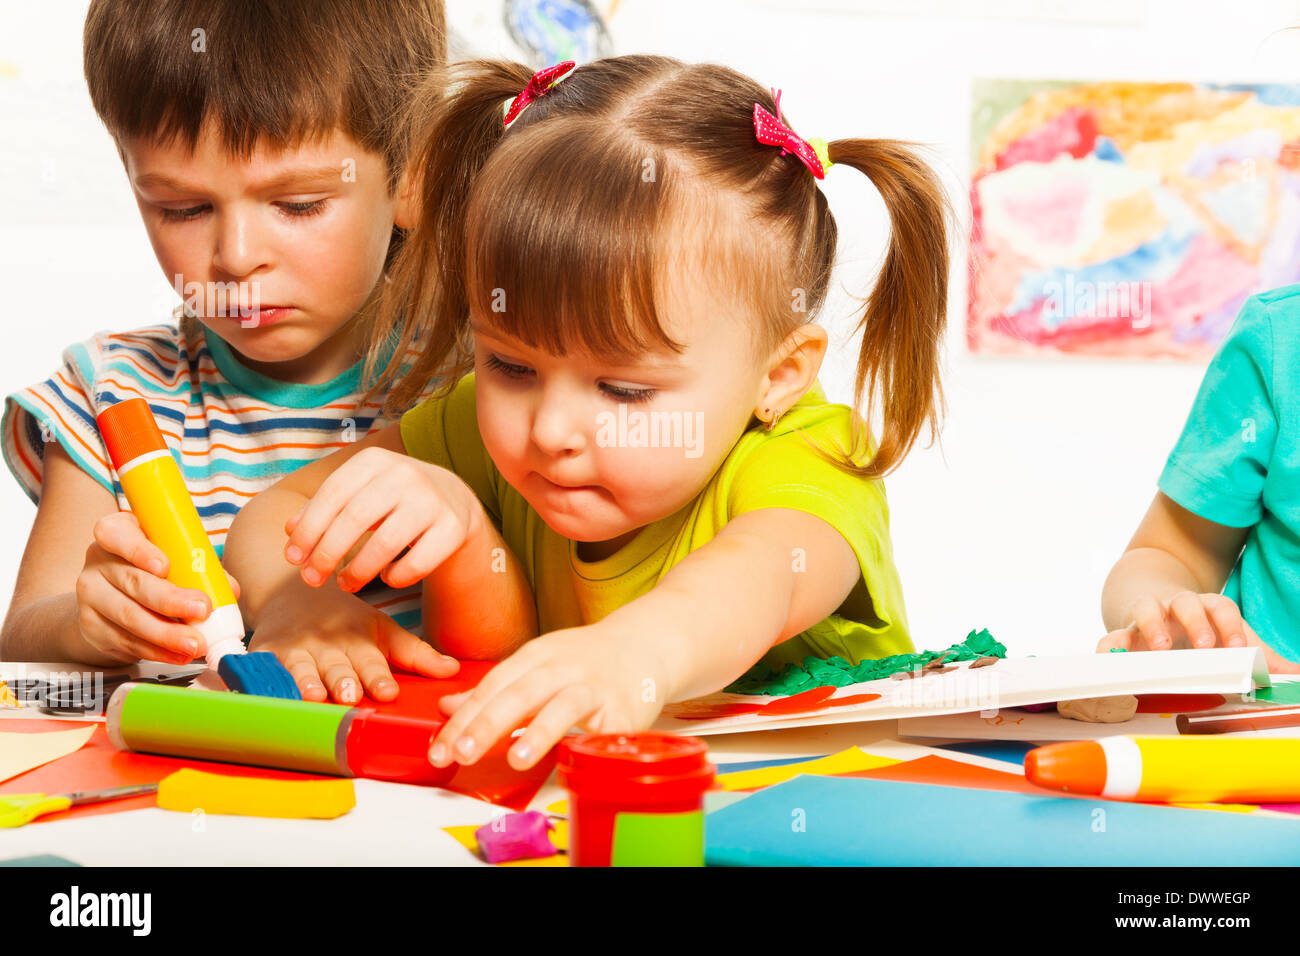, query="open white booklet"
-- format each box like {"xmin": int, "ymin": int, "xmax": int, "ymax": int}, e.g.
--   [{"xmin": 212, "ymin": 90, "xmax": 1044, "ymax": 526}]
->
[{"xmin": 650, "ymin": 647, "xmax": 1269, "ymax": 737}]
